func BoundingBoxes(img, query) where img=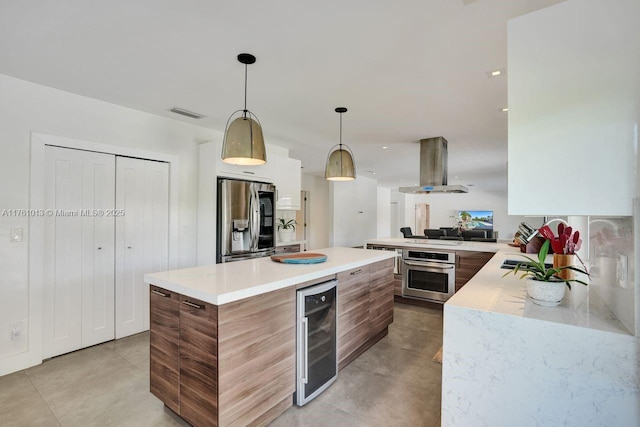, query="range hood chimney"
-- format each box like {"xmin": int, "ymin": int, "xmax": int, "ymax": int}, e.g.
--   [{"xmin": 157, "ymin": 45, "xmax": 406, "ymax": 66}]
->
[{"xmin": 399, "ymin": 137, "xmax": 468, "ymax": 194}]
